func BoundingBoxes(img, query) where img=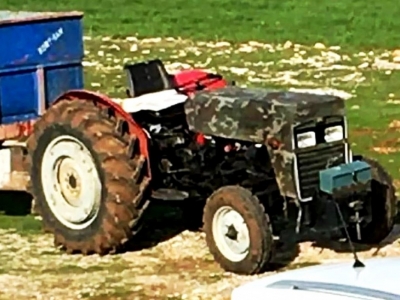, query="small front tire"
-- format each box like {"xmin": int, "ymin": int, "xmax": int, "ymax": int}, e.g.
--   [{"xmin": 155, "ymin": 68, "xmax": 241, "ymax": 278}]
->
[
  {"xmin": 203, "ymin": 185, "xmax": 274, "ymax": 275},
  {"xmin": 352, "ymin": 156, "xmax": 397, "ymax": 244}
]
